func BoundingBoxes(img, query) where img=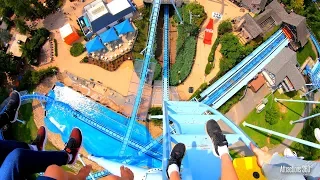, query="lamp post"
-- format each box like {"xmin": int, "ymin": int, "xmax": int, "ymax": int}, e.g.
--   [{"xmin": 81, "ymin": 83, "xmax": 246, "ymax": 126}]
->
[{"xmin": 189, "ymin": 10, "xmax": 200, "ymax": 24}]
